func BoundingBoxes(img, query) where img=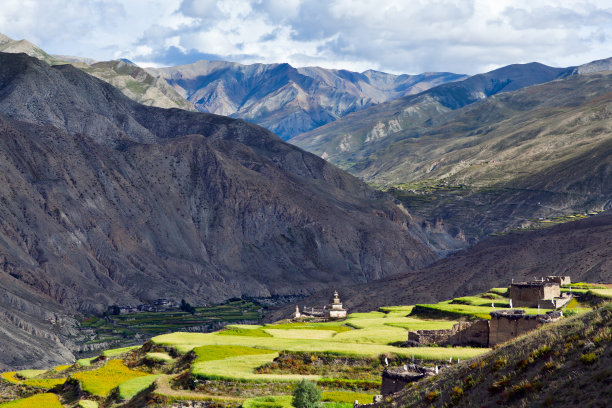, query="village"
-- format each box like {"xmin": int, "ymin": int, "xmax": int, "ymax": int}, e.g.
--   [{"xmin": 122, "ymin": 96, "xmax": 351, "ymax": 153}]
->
[
  {"xmin": 2, "ymin": 275, "xmax": 610, "ymax": 408},
  {"xmin": 291, "ymin": 275, "xmax": 583, "ymax": 400}
]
